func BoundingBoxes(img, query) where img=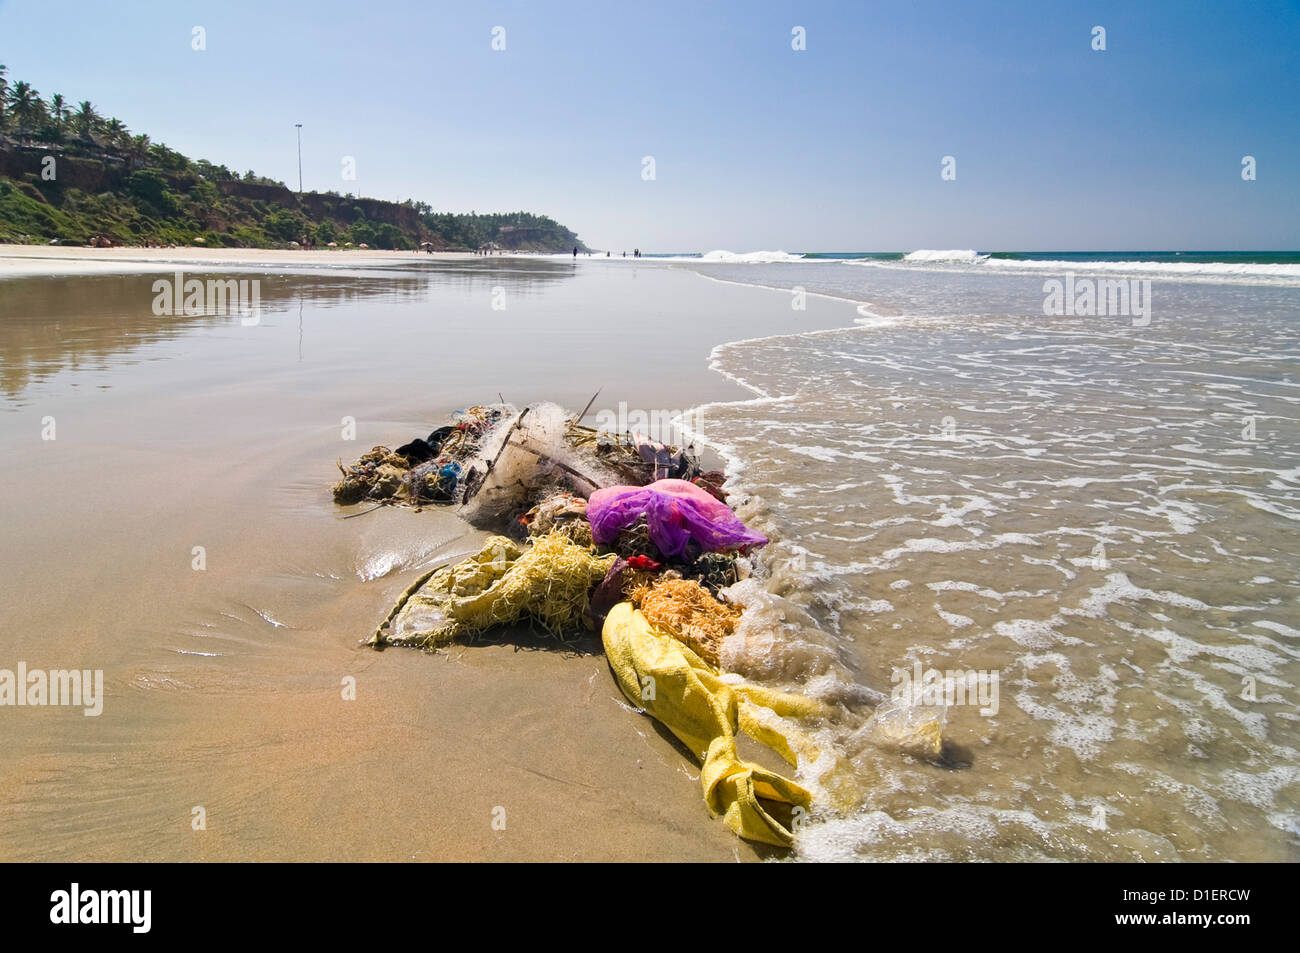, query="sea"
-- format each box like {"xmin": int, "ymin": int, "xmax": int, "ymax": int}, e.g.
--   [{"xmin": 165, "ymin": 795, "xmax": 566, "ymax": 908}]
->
[{"xmin": 661, "ymin": 248, "xmax": 1300, "ymax": 861}]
